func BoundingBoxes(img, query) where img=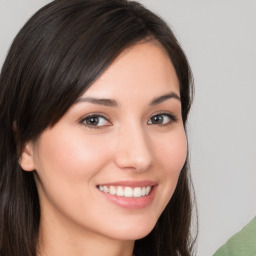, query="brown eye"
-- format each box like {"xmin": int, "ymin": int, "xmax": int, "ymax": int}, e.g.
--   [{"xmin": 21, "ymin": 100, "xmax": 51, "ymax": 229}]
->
[
  {"xmin": 150, "ymin": 115, "xmax": 163, "ymax": 124},
  {"xmin": 148, "ymin": 113, "xmax": 177, "ymax": 125},
  {"xmin": 81, "ymin": 115, "xmax": 110, "ymax": 127},
  {"xmin": 86, "ymin": 116, "xmax": 100, "ymax": 125}
]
